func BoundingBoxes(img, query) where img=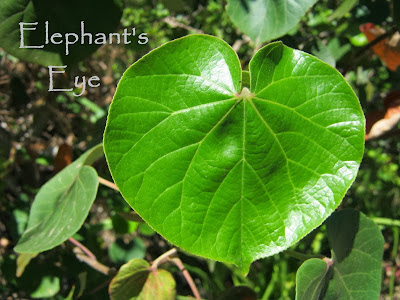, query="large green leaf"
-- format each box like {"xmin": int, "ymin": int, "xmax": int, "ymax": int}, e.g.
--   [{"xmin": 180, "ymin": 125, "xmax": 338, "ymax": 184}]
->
[
  {"xmin": 226, "ymin": 0, "xmax": 318, "ymax": 45},
  {"xmin": 103, "ymin": 35, "xmax": 365, "ymax": 273},
  {"xmin": 14, "ymin": 144, "xmax": 103, "ymax": 253},
  {"xmin": 0, "ymin": 0, "xmax": 122, "ymax": 66},
  {"xmin": 296, "ymin": 209, "xmax": 384, "ymax": 299}
]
